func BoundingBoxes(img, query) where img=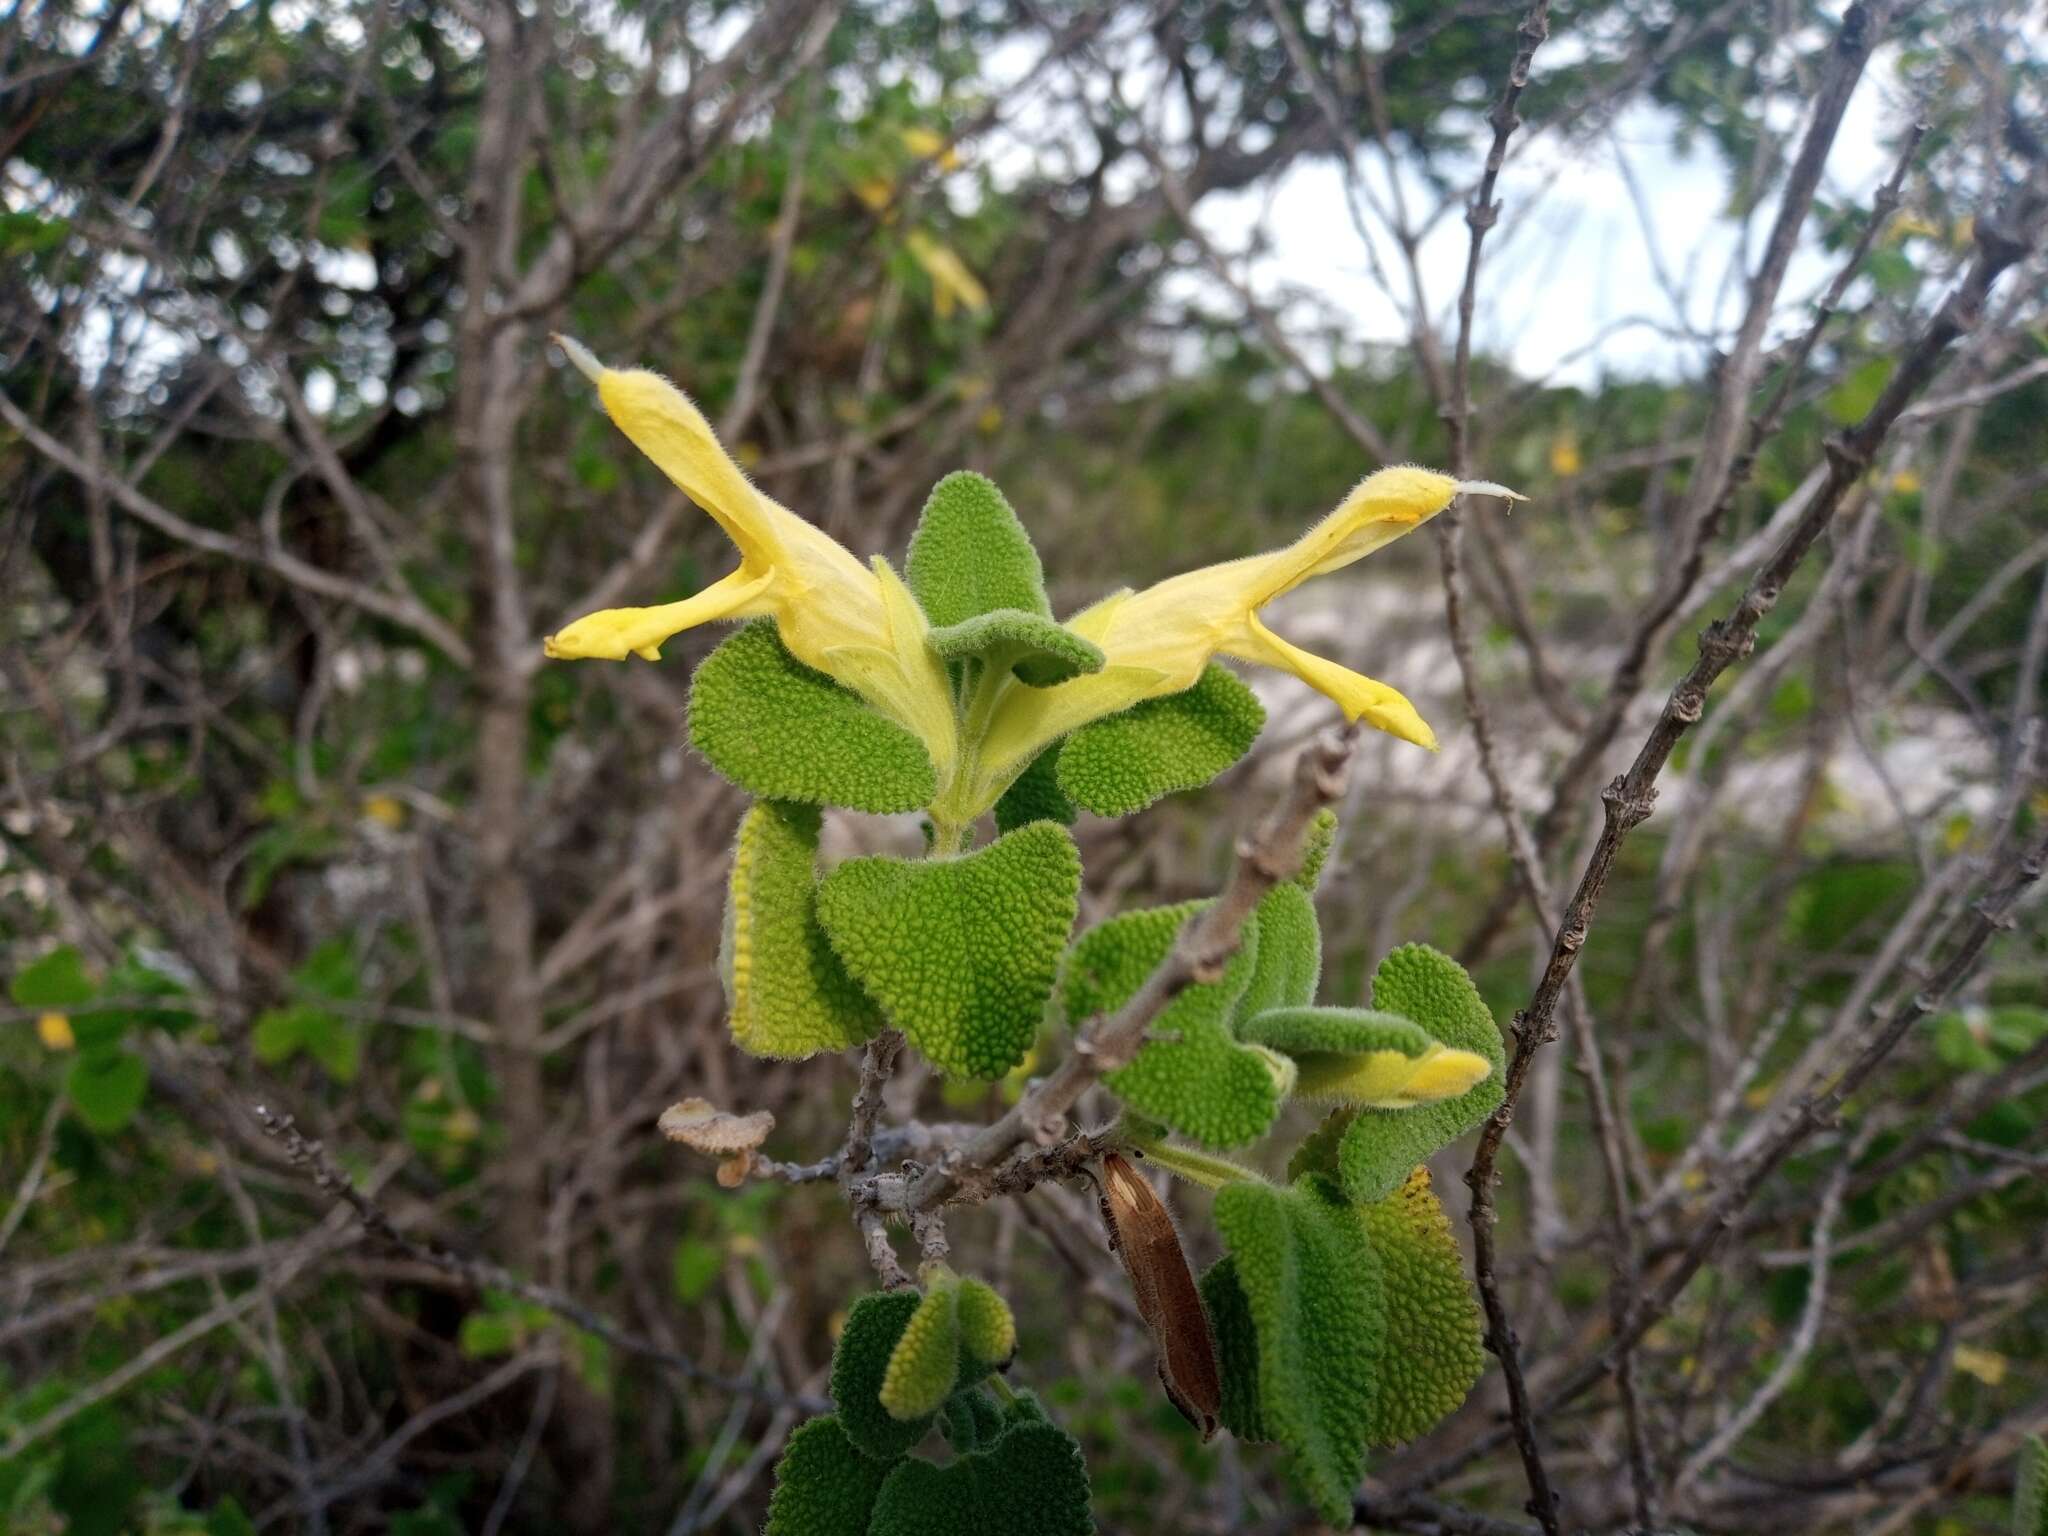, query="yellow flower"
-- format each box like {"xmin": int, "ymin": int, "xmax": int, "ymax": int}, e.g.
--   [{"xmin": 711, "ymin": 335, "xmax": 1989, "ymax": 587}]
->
[
  {"xmin": 38, "ymin": 1011, "xmax": 75, "ymax": 1051},
  {"xmin": 899, "ymin": 126, "xmax": 963, "ymax": 171},
  {"xmin": 542, "ymin": 337, "xmax": 957, "ymax": 782},
  {"xmin": 903, "ymin": 230, "xmax": 988, "ymax": 318},
  {"xmin": 955, "ymin": 466, "xmax": 1520, "ymax": 814}
]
